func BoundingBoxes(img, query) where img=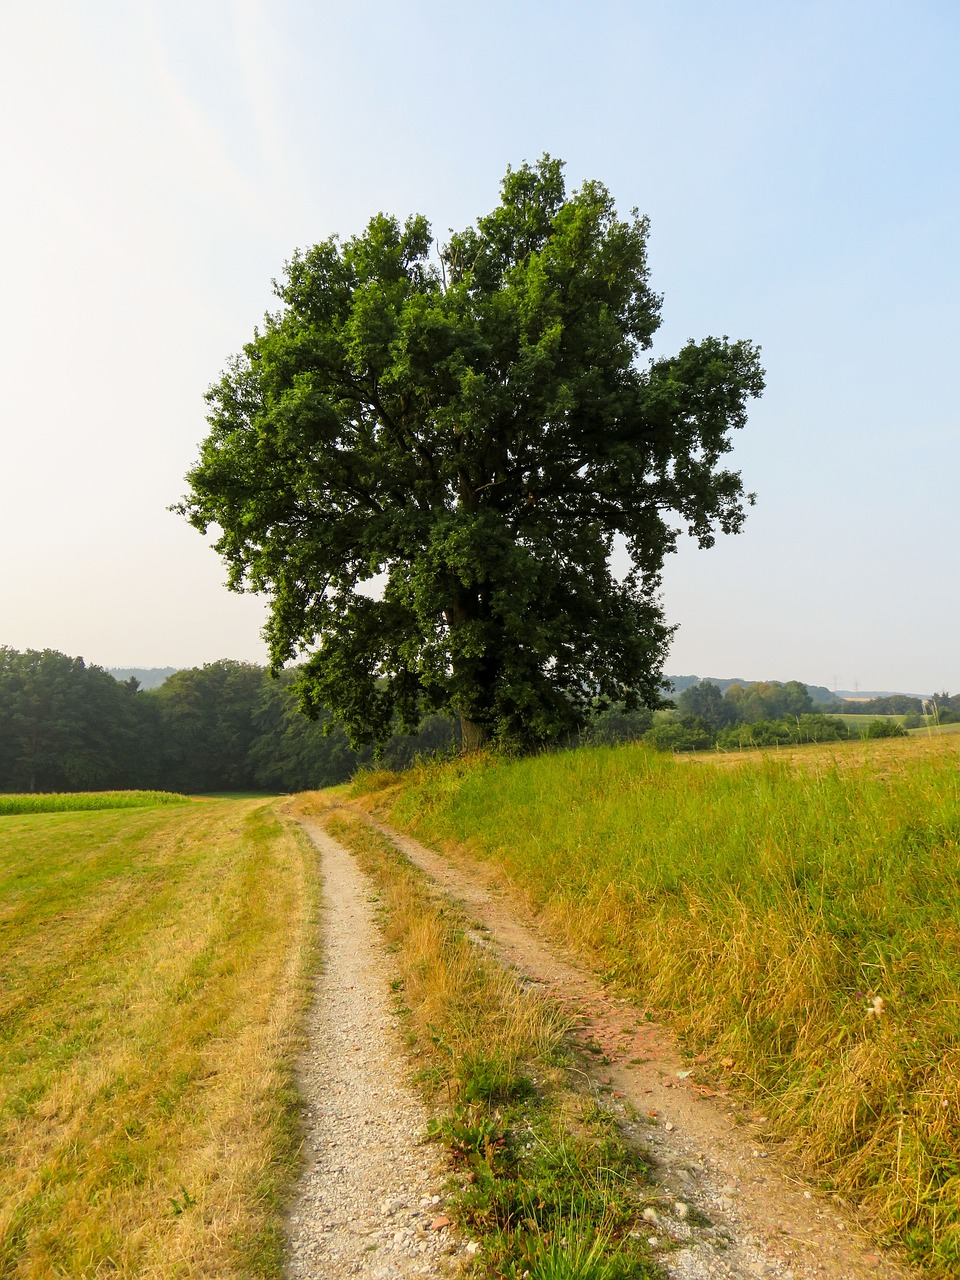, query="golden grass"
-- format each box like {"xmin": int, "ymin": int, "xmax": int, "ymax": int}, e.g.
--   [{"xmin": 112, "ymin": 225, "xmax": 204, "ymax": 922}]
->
[{"xmin": 0, "ymin": 798, "xmax": 319, "ymax": 1278}]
